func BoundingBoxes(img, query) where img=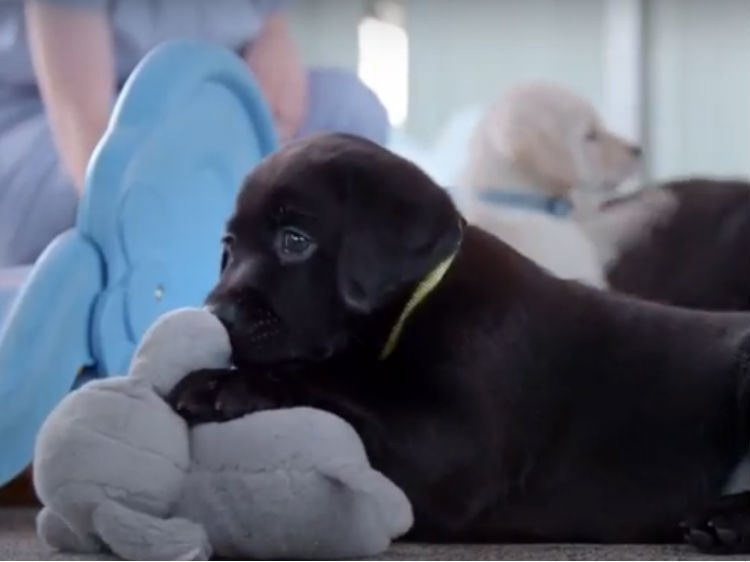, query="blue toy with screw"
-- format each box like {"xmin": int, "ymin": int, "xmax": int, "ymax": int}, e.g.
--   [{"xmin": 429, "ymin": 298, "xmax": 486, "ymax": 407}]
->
[{"xmin": 0, "ymin": 40, "xmax": 277, "ymax": 486}]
